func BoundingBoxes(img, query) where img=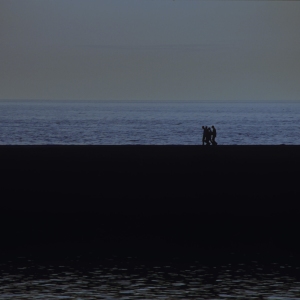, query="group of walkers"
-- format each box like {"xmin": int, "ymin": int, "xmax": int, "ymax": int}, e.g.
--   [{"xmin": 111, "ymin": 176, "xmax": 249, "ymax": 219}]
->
[{"xmin": 202, "ymin": 125, "xmax": 217, "ymax": 146}]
